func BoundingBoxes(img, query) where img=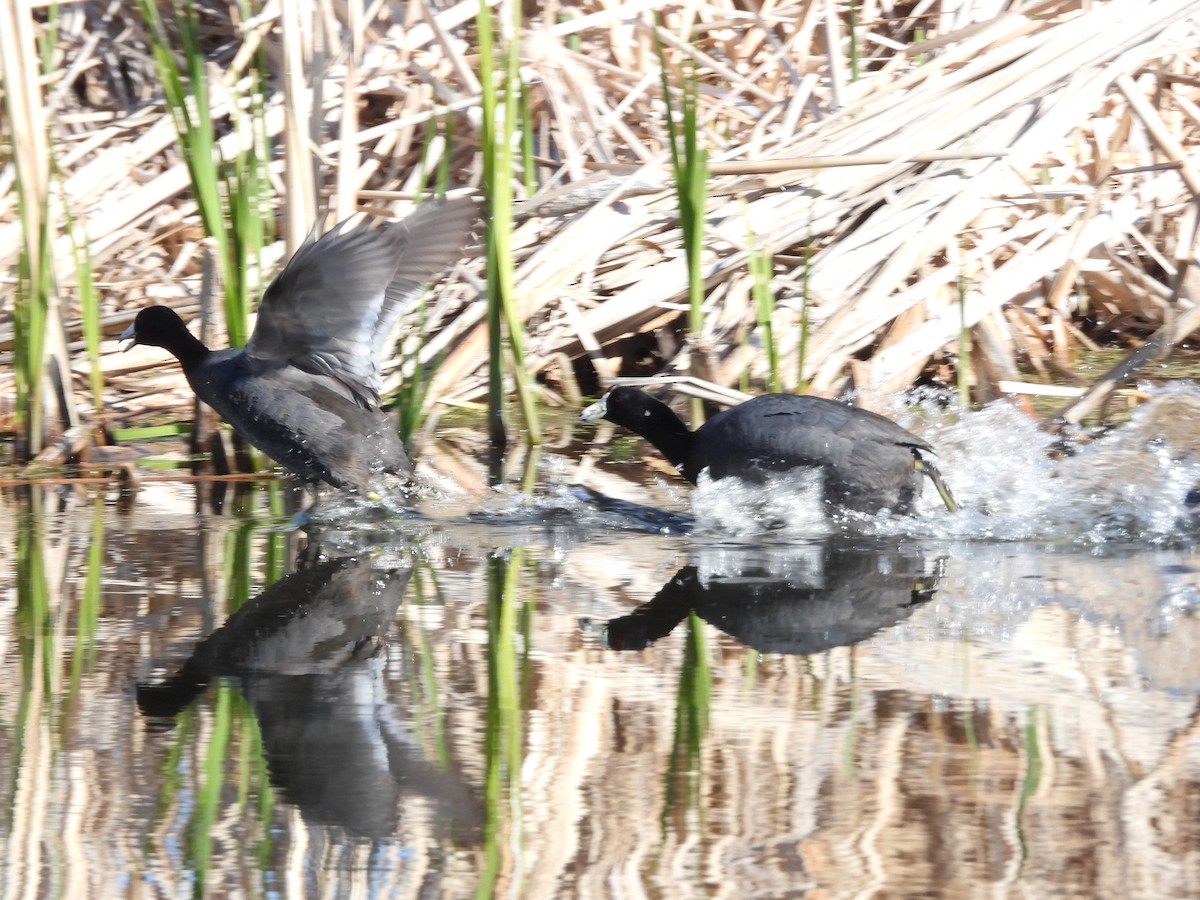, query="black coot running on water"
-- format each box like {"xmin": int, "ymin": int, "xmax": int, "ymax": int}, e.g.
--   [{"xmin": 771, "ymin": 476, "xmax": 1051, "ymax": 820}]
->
[
  {"xmin": 580, "ymin": 386, "xmax": 959, "ymax": 515},
  {"xmin": 121, "ymin": 196, "xmax": 479, "ymax": 492}
]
